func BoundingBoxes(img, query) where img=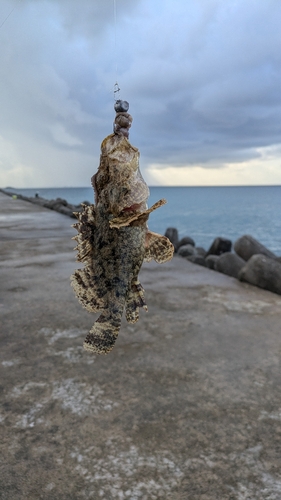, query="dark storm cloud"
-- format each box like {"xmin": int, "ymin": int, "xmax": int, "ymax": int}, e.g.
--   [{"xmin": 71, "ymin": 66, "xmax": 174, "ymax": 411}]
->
[
  {"xmin": 0, "ymin": 0, "xmax": 280, "ymax": 186},
  {"xmin": 125, "ymin": 0, "xmax": 281, "ymax": 167}
]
